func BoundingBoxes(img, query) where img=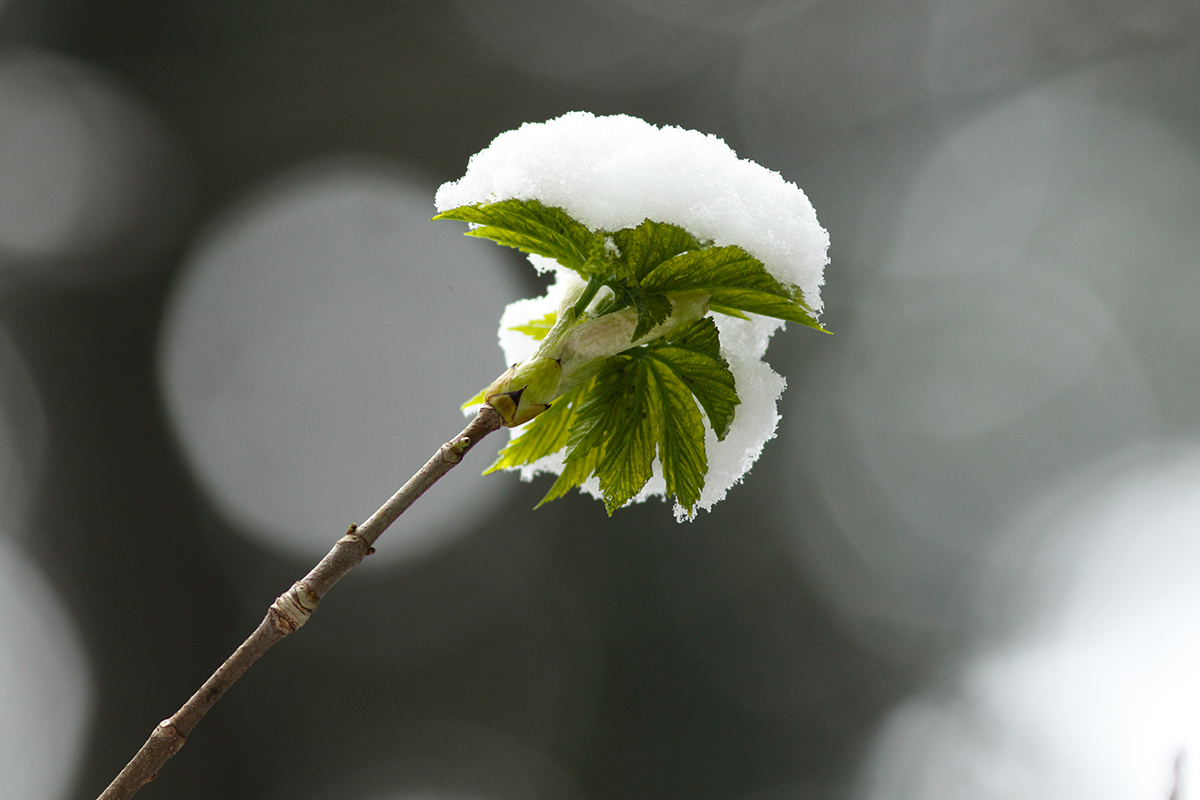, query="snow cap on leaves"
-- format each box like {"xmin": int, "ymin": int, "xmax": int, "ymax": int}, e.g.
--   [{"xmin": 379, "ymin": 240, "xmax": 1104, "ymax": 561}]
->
[
  {"xmin": 435, "ymin": 111, "xmax": 829, "ymax": 314},
  {"xmin": 438, "ymin": 113, "xmax": 830, "ymax": 520}
]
